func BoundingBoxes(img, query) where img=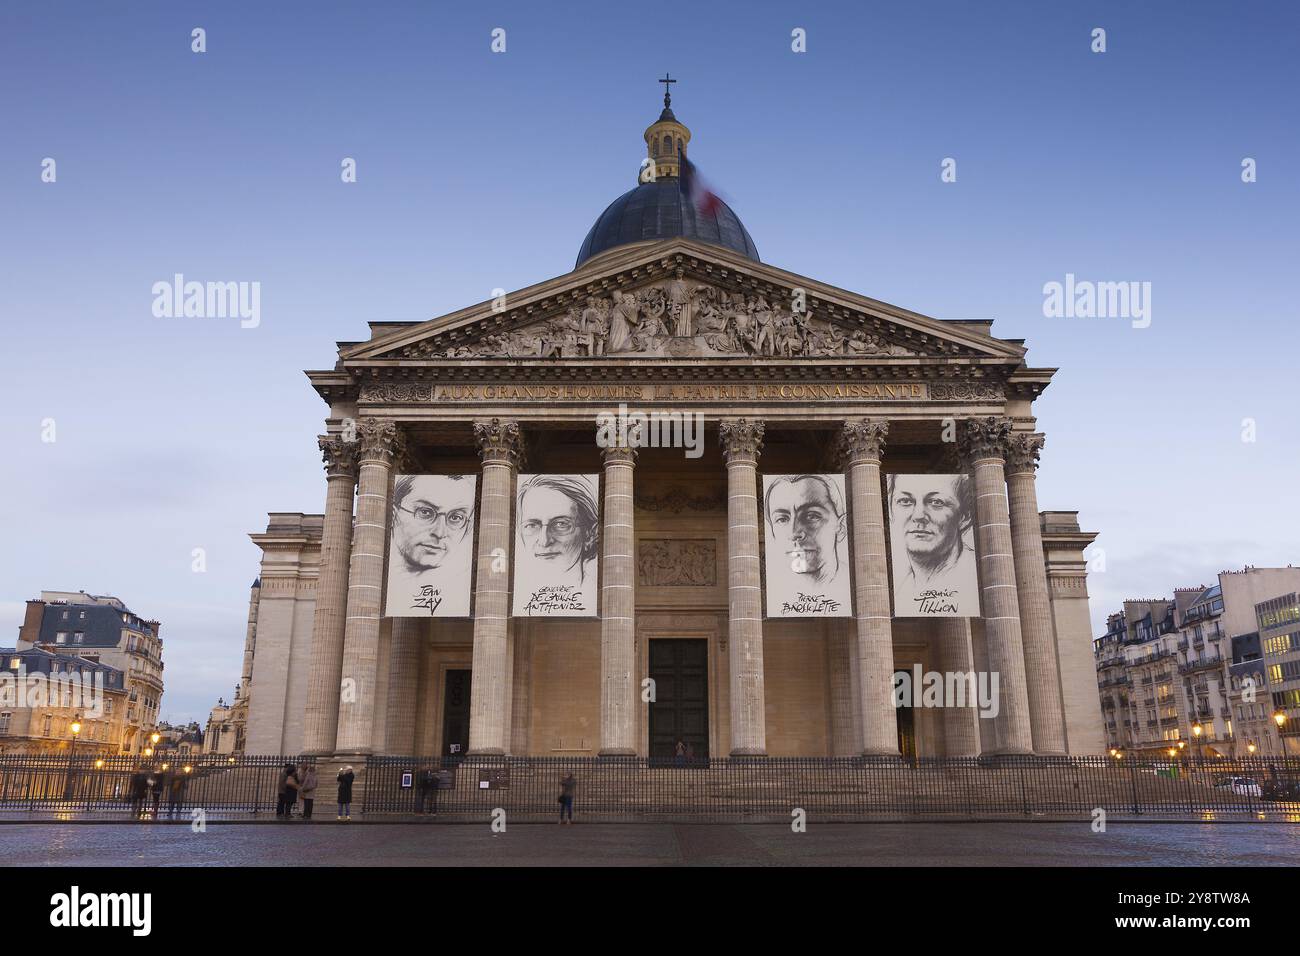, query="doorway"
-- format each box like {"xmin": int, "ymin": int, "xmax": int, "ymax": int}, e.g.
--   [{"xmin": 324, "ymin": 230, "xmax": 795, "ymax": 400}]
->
[
  {"xmin": 440, "ymin": 669, "xmax": 471, "ymax": 762},
  {"xmin": 648, "ymin": 639, "xmax": 709, "ymax": 760}
]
